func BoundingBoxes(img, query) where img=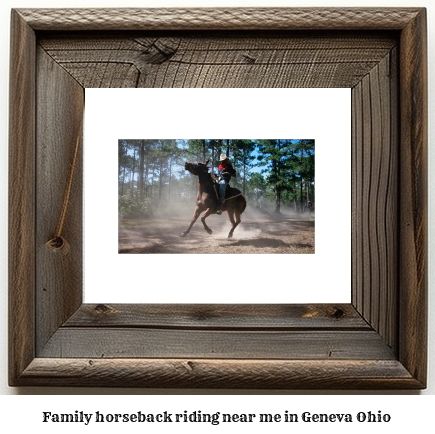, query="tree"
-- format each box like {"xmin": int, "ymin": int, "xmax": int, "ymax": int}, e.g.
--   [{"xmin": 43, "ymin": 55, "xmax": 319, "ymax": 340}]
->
[
  {"xmin": 256, "ymin": 140, "xmax": 291, "ymax": 213},
  {"xmin": 231, "ymin": 140, "xmax": 257, "ymax": 195},
  {"xmin": 293, "ymin": 139, "xmax": 314, "ymax": 210},
  {"xmin": 118, "ymin": 138, "xmax": 314, "ymax": 218}
]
